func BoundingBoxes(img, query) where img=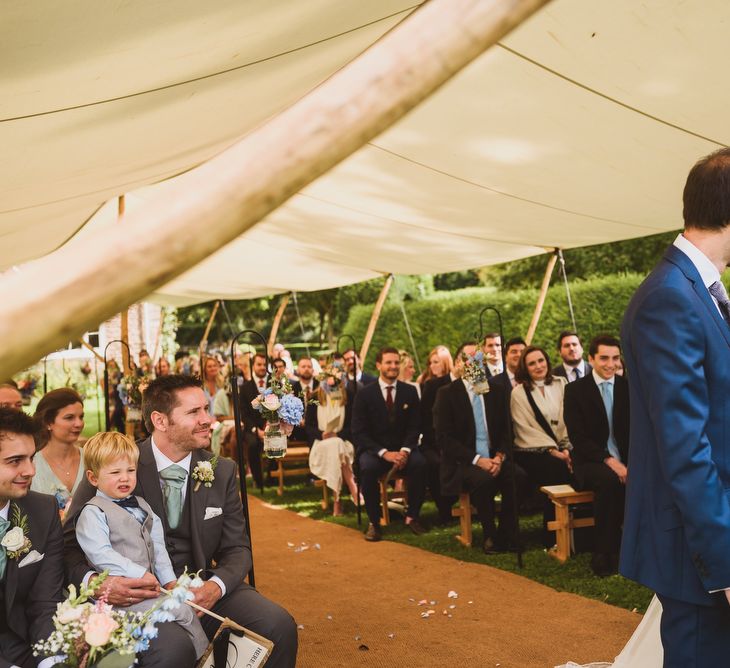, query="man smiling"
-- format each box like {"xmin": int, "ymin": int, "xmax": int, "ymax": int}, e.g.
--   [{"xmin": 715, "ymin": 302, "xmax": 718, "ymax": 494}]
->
[
  {"xmin": 0, "ymin": 407, "xmax": 64, "ymax": 668},
  {"xmin": 65, "ymin": 375, "xmax": 297, "ymax": 668}
]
